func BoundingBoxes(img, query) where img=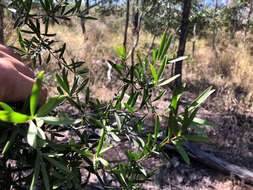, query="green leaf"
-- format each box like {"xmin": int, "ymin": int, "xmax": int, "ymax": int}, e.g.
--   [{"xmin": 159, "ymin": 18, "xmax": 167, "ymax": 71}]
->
[
  {"xmin": 0, "ymin": 102, "xmax": 14, "ymax": 111},
  {"xmin": 30, "ymin": 151, "xmax": 41, "ymax": 190},
  {"xmin": 153, "ymin": 115, "xmax": 160, "ymax": 144},
  {"xmin": 30, "ymin": 71, "xmax": 44, "ymax": 116},
  {"xmin": 110, "ymin": 132, "xmax": 121, "ymax": 142},
  {"xmin": 114, "ymin": 113, "xmax": 122, "ymax": 129},
  {"xmin": 99, "ymin": 146, "xmax": 113, "ymax": 155},
  {"xmin": 192, "ymin": 117, "xmax": 212, "ymax": 127},
  {"xmin": 152, "ymin": 49, "xmax": 158, "ymax": 64},
  {"xmin": 0, "ymin": 111, "xmax": 31, "ymax": 123},
  {"xmin": 44, "ymin": 157, "xmax": 70, "ymax": 173},
  {"xmin": 158, "ymin": 32, "xmax": 167, "ymax": 60},
  {"xmin": 149, "ymin": 64, "xmax": 158, "ymax": 83},
  {"xmin": 56, "ymin": 74, "xmax": 69, "ymax": 94},
  {"xmin": 108, "ymin": 60, "xmax": 125, "ymax": 75},
  {"xmin": 96, "ymin": 128, "xmax": 106, "ymax": 157},
  {"xmin": 159, "ymin": 34, "xmax": 172, "ymax": 60},
  {"xmin": 37, "ymin": 96, "xmax": 66, "ymax": 117},
  {"xmin": 170, "ymin": 88, "xmax": 184, "ymax": 110},
  {"xmin": 157, "ymin": 57, "xmax": 168, "ymax": 79},
  {"xmin": 2, "ymin": 128, "xmax": 18, "ymax": 155},
  {"xmin": 172, "ymin": 139, "xmax": 190, "ymax": 165},
  {"xmin": 158, "ymin": 74, "xmax": 180, "ymax": 87},
  {"xmin": 37, "ymin": 127, "xmax": 46, "ymax": 140},
  {"xmin": 115, "ymin": 46, "xmax": 126, "ymax": 61},
  {"xmin": 27, "ymin": 121, "xmax": 38, "ymax": 148},
  {"xmin": 39, "ymin": 116, "xmax": 80, "ymax": 126},
  {"xmin": 189, "ymin": 87, "xmax": 215, "ymax": 112},
  {"xmin": 41, "ymin": 159, "xmax": 50, "ymax": 190},
  {"xmin": 97, "ymin": 157, "xmax": 109, "ymax": 167}
]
